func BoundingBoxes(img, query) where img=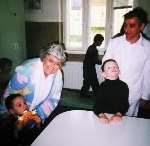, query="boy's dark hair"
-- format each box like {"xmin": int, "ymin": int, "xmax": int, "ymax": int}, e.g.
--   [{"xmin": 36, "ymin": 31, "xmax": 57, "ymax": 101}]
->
[
  {"xmin": 5, "ymin": 94, "xmax": 22, "ymax": 110},
  {"xmin": 94, "ymin": 34, "xmax": 104, "ymax": 43},
  {"xmin": 101, "ymin": 59, "xmax": 117, "ymax": 72}
]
